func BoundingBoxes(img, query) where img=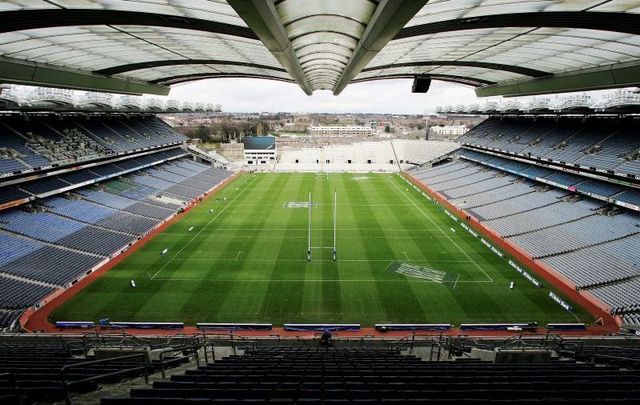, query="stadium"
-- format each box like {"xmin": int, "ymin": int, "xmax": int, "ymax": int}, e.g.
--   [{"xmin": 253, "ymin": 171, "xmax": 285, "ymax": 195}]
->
[{"xmin": 0, "ymin": 1, "xmax": 640, "ymax": 403}]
